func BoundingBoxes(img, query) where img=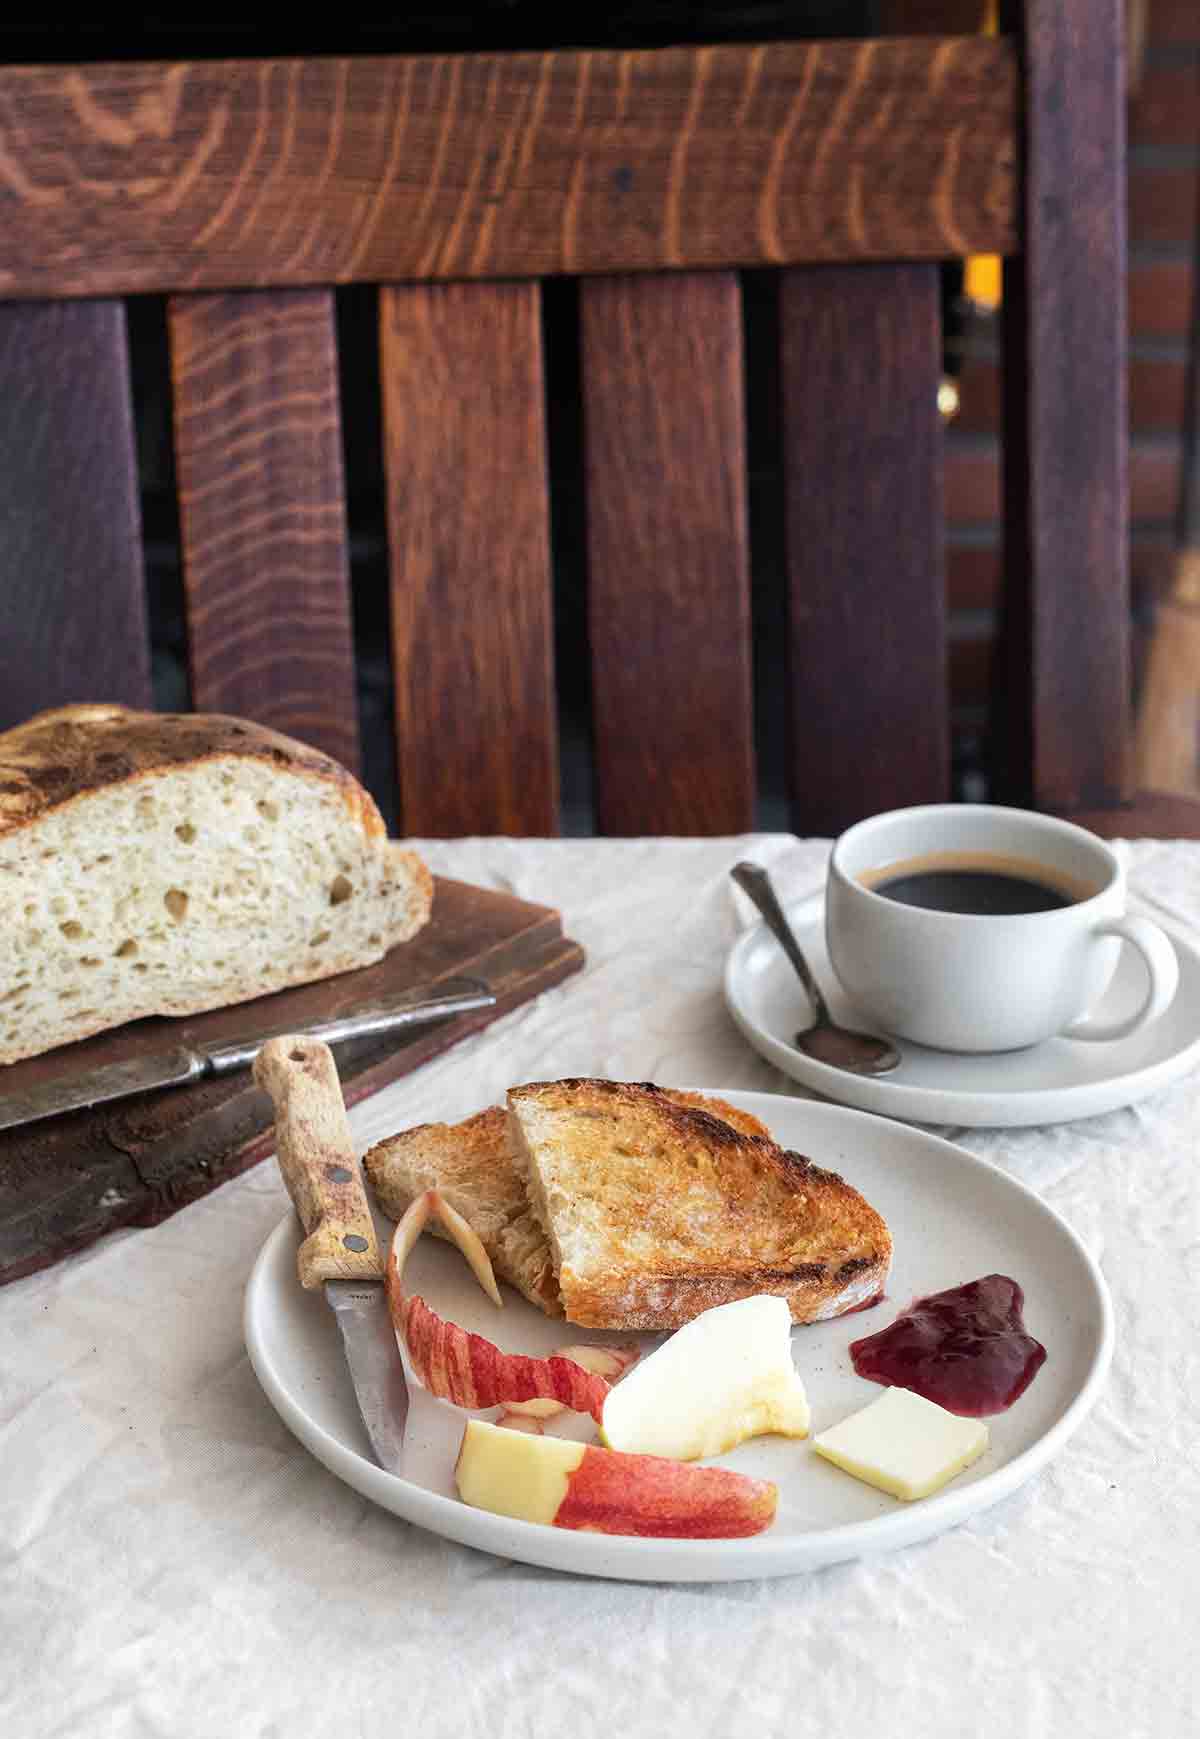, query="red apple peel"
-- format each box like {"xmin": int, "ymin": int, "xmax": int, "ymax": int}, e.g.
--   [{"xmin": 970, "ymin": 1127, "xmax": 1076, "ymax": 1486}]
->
[
  {"xmin": 504, "ymin": 1343, "xmax": 640, "ymax": 1418},
  {"xmin": 386, "ymin": 1191, "xmax": 612, "ymax": 1420}
]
